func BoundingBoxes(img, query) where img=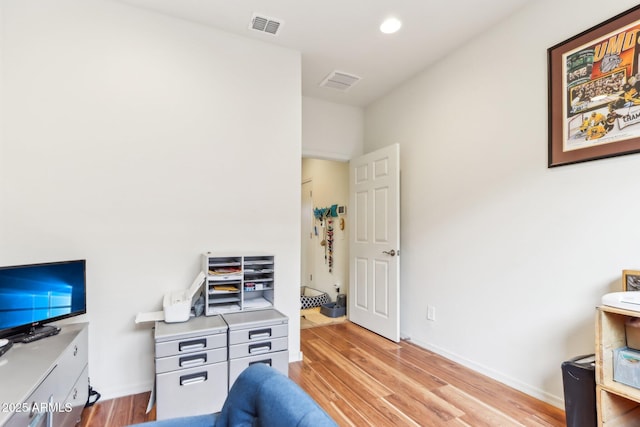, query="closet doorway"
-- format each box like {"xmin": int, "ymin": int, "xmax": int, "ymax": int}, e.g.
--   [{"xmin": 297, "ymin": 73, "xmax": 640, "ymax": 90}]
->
[{"xmin": 300, "ymin": 158, "xmax": 349, "ymax": 328}]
